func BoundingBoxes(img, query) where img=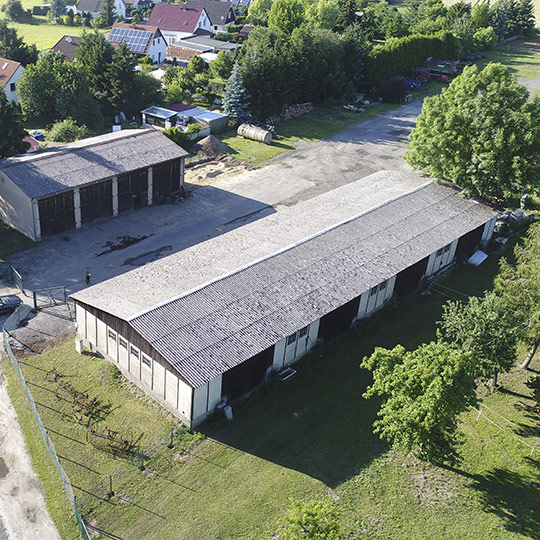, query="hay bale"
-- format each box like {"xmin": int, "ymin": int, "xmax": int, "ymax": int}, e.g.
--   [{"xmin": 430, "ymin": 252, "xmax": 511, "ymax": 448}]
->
[{"xmin": 191, "ymin": 135, "xmax": 232, "ymax": 157}]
